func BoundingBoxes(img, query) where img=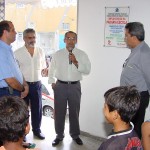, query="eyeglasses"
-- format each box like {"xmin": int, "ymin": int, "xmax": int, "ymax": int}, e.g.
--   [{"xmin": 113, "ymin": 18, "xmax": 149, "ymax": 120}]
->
[{"xmin": 65, "ymin": 37, "xmax": 76, "ymax": 41}]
